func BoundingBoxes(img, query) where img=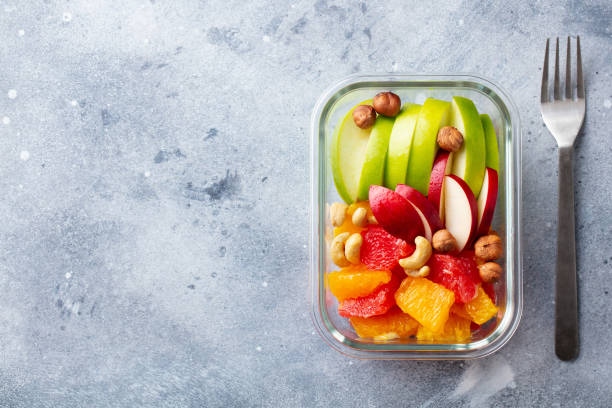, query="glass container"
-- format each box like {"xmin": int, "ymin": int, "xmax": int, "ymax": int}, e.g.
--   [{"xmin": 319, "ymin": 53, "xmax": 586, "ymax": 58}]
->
[{"xmin": 310, "ymin": 74, "xmax": 522, "ymax": 359}]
